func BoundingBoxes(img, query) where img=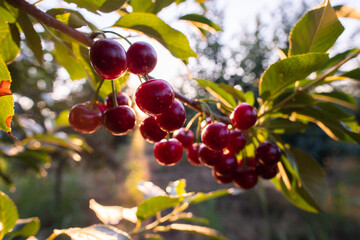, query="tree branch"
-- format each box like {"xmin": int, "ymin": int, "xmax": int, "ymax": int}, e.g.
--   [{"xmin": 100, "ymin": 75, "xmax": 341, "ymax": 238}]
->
[{"xmin": 7, "ymin": 0, "xmax": 232, "ymax": 125}]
